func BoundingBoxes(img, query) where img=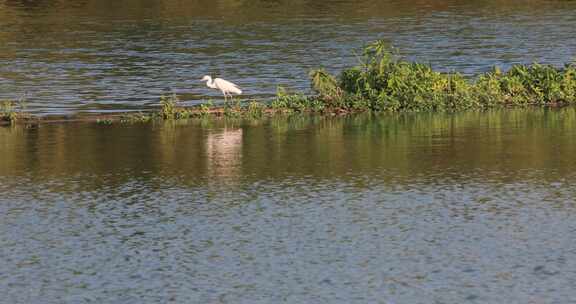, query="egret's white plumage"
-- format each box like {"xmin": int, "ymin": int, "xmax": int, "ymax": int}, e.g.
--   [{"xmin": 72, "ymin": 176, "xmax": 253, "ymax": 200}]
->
[{"xmin": 201, "ymin": 75, "xmax": 242, "ymax": 102}]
